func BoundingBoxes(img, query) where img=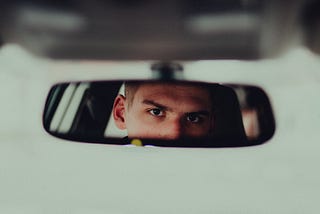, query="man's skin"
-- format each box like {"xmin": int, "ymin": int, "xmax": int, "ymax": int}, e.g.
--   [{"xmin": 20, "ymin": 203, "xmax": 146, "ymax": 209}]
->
[{"xmin": 112, "ymin": 82, "xmax": 213, "ymax": 139}]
